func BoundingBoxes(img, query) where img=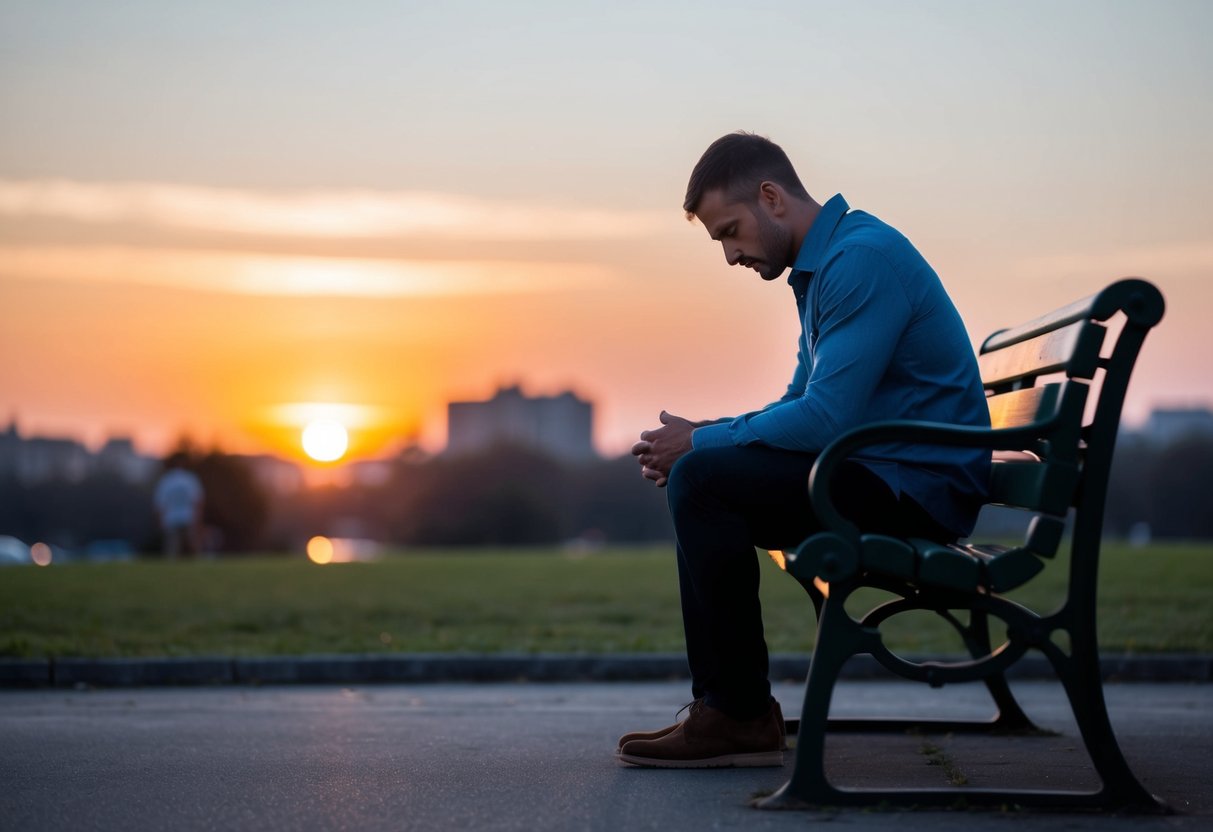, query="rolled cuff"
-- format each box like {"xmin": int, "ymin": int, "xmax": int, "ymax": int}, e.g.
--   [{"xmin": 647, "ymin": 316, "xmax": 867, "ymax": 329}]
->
[{"xmin": 690, "ymin": 422, "xmax": 734, "ymax": 449}]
